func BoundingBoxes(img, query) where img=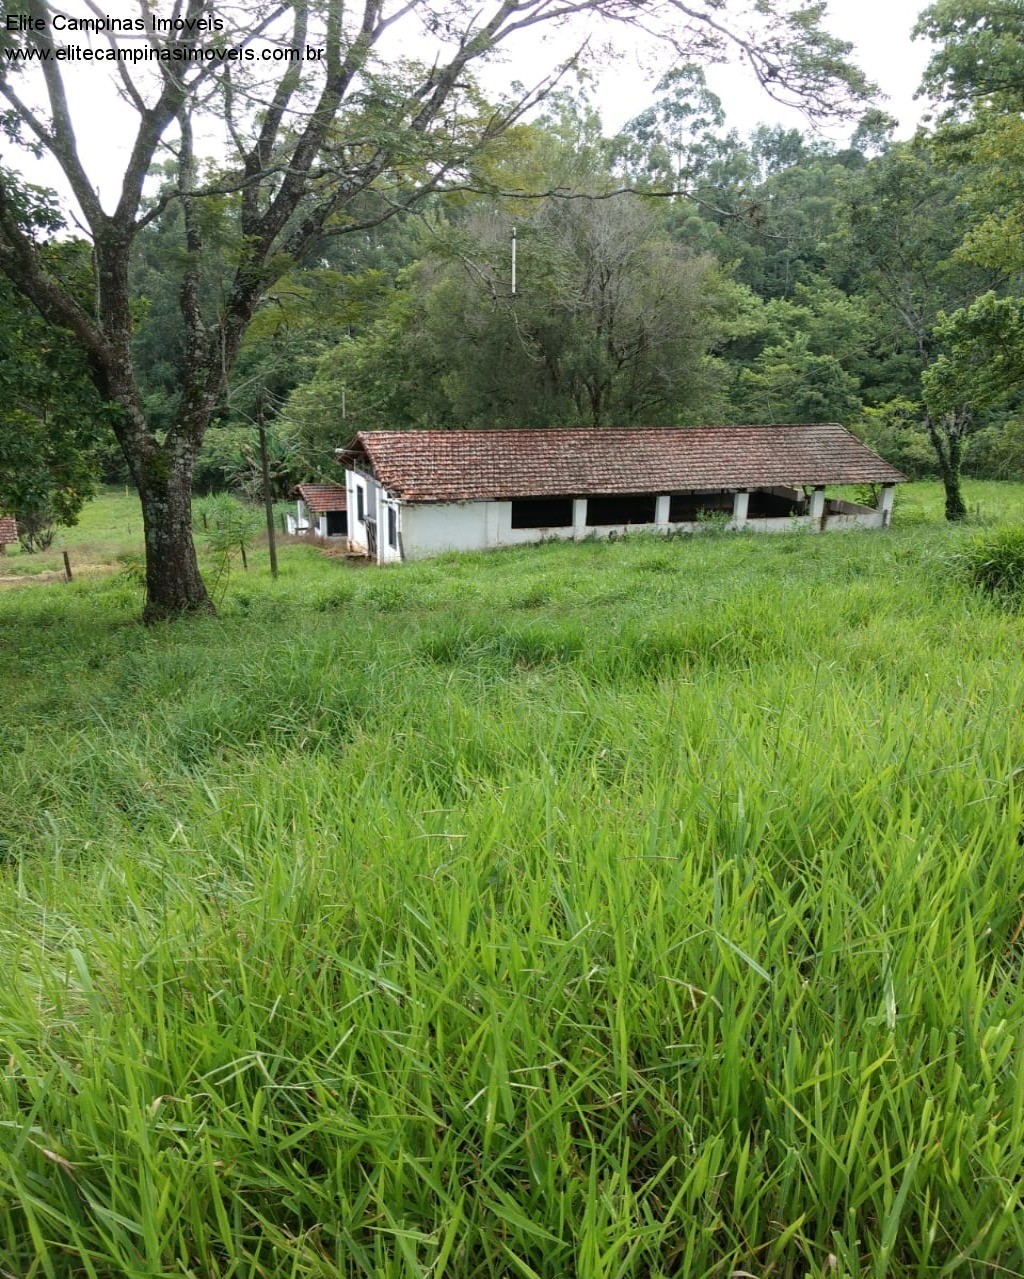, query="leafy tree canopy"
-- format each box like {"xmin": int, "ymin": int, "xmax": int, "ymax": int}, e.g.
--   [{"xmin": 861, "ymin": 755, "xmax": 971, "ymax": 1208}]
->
[
  {"xmin": 917, "ymin": 0, "xmax": 1024, "ymax": 116},
  {"xmin": 0, "ymin": 209, "xmax": 111, "ymax": 545}
]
